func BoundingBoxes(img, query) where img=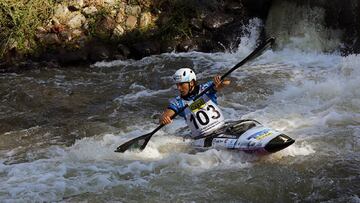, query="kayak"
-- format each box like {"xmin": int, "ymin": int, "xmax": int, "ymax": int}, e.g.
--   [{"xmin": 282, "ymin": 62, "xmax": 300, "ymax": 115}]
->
[{"xmin": 190, "ymin": 119, "xmax": 295, "ymax": 154}]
